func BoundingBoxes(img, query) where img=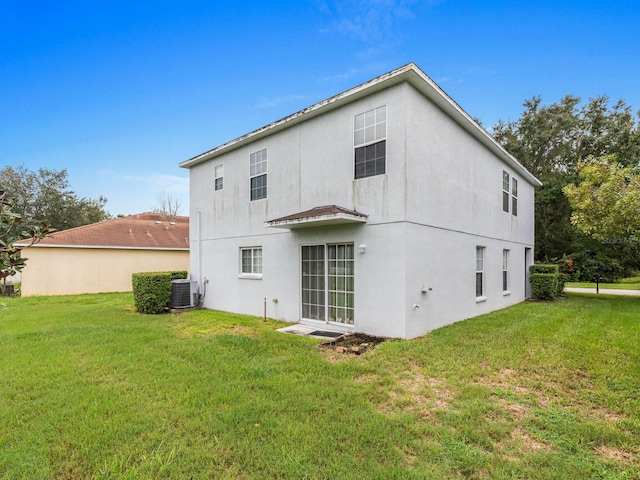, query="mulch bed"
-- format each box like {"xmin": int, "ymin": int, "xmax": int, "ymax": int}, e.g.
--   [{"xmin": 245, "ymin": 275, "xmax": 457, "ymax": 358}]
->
[{"xmin": 319, "ymin": 333, "xmax": 387, "ymax": 355}]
